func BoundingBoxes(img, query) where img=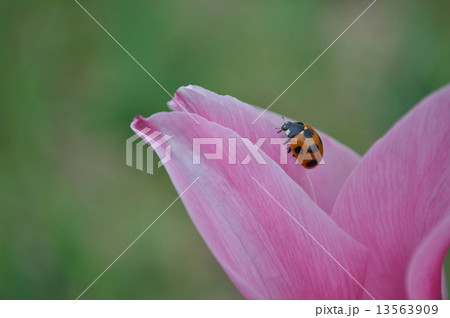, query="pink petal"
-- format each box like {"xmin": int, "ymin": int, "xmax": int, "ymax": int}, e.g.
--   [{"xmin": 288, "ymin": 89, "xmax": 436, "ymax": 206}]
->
[
  {"xmin": 167, "ymin": 86, "xmax": 316, "ymax": 204},
  {"xmin": 407, "ymin": 214, "xmax": 450, "ymax": 300},
  {"xmin": 131, "ymin": 111, "xmax": 369, "ymax": 299},
  {"xmin": 331, "ymin": 84, "xmax": 450, "ymax": 299},
  {"xmin": 168, "ymin": 85, "xmax": 361, "ymax": 214},
  {"xmin": 442, "ymin": 270, "xmax": 448, "ymax": 300}
]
